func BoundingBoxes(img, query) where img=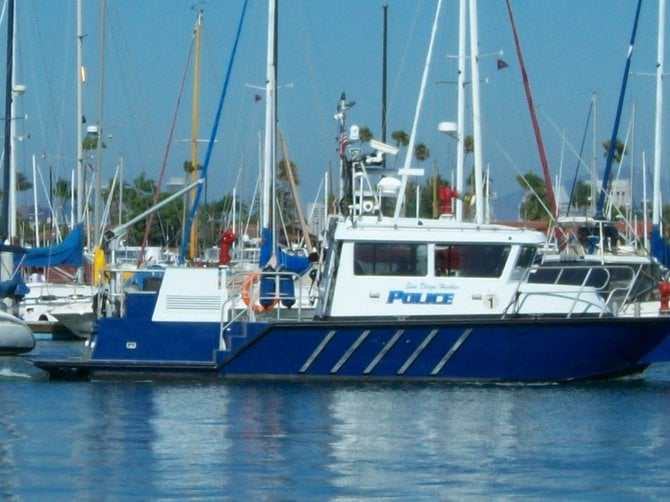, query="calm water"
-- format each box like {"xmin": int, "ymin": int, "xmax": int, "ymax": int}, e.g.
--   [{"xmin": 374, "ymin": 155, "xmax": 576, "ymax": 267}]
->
[{"xmin": 1, "ymin": 340, "xmax": 670, "ymax": 500}]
